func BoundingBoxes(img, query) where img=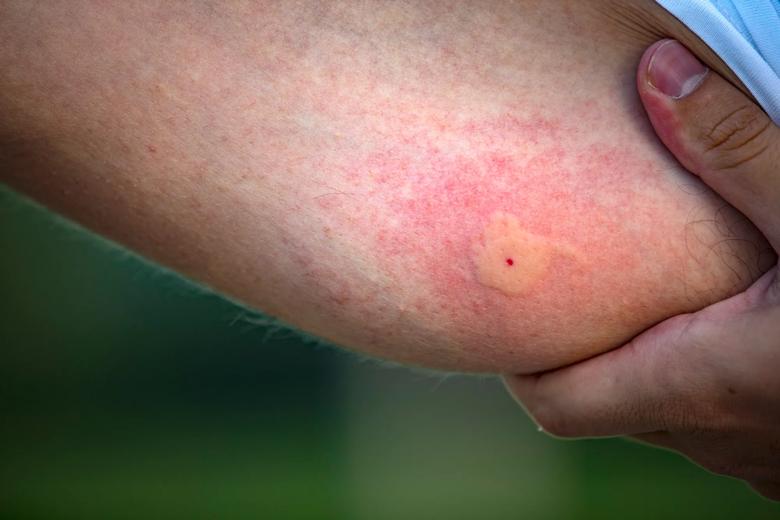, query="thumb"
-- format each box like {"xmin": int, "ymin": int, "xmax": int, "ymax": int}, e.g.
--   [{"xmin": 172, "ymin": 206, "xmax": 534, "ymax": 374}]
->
[{"xmin": 638, "ymin": 39, "xmax": 780, "ymax": 251}]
